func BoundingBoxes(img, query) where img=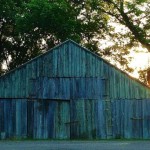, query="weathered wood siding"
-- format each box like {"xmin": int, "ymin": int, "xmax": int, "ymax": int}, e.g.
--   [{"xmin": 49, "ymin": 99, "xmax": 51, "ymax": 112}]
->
[
  {"xmin": 0, "ymin": 99, "xmax": 70, "ymax": 139},
  {"xmin": 0, "ymin": 40, "xmax": 150, "ymax": 139},
  {"xmin": 1, "ymin": 99, "xmax": 150, "ymax": 139}
]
